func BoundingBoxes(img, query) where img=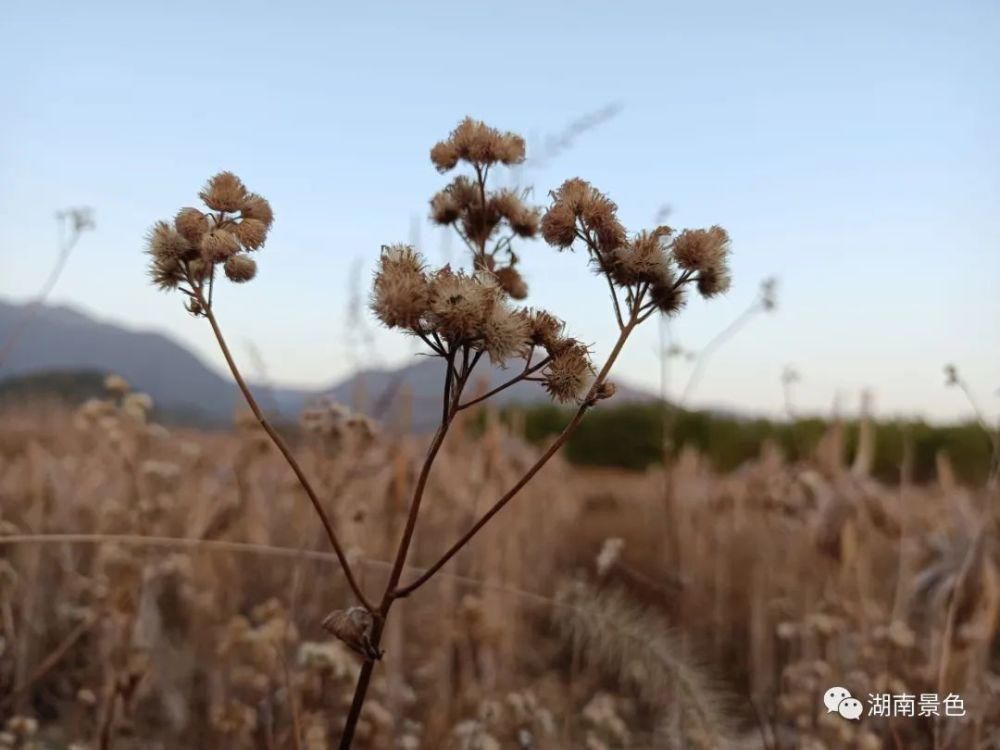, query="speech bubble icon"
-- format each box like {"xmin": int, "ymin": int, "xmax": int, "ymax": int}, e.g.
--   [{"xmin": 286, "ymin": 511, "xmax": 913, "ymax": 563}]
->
[
  {"xmin": 823, "ymin": 686, "xmax": 851, "ymax": 713},
  {"xmin": 838, "ymin": 697, "xmax": 863, "ymax": 721}
]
